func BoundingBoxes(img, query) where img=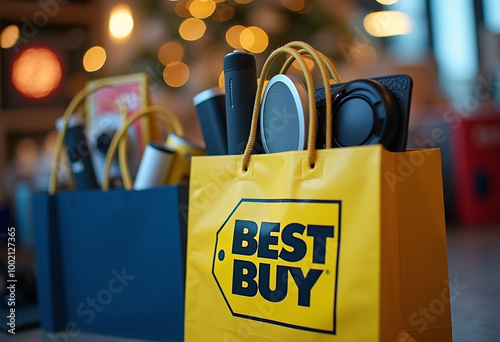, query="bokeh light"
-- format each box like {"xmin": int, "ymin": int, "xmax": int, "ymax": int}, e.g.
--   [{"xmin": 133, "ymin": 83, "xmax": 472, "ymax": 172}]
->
[
  {"xmin": 11, "ymin": 46, "xmax": 63, "ymax": 99},
  {"xmin": 298, "ymin": 0, "xmax": 313, "ymax": 13},
  {"xmin": 234, "ymin": 0, "xmax": 253, "ymax": 4},
  {"xmin": 109, "ymin": 4, "xmax": 134, "ymax": 39},
  {"xmin": 175, "ymin": 0, "xmax": 194, "ymax": 17},
  {"xmin": 218, "ymin": 71, "xmax": 225, "ymax": 88},
  {"xmin": 291, "ymin": 56, "xmax": 315, "ymax": 72},
  {"xmin": 189, "ymin": 0, "xmax": 216, "ymax": 19},
  {"xmin": 281, "ymin": 0, "xmax": 305, "ymax": 12},
  {"xmin": 240, "ymin": 26, "xmax": 268, "ymax": 53},
  {"xmin": 158, "ymin": 41, "xmax": 185, "ymax": 66},
  {"xmin": 376, "ymin": 0, "xmax": 399, "ymax": 5},
  {"xmin": 226, "ymin": 25, "xmax": 246, "ymax": 49},
  {"xmin": 179, "ymin": 18, "xmax": 207, "ymax": 41},
  {"xmin": 211, "ymin": 1, "xmax": 235, "ymax": 22},
  {"xmin": 1, "ymin": 25, "xmax": 20, "ymax": 48},
  {"xmin": 363, "ymin": 11, "xmax": 412, "ymax": 37},
  {"xmin": 83, "ymin": 46, "xmax": 107, "ymax": 72},
  {"xmin": 163, "ymin": 61, "xmax": 190, "ymax": 87}
]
